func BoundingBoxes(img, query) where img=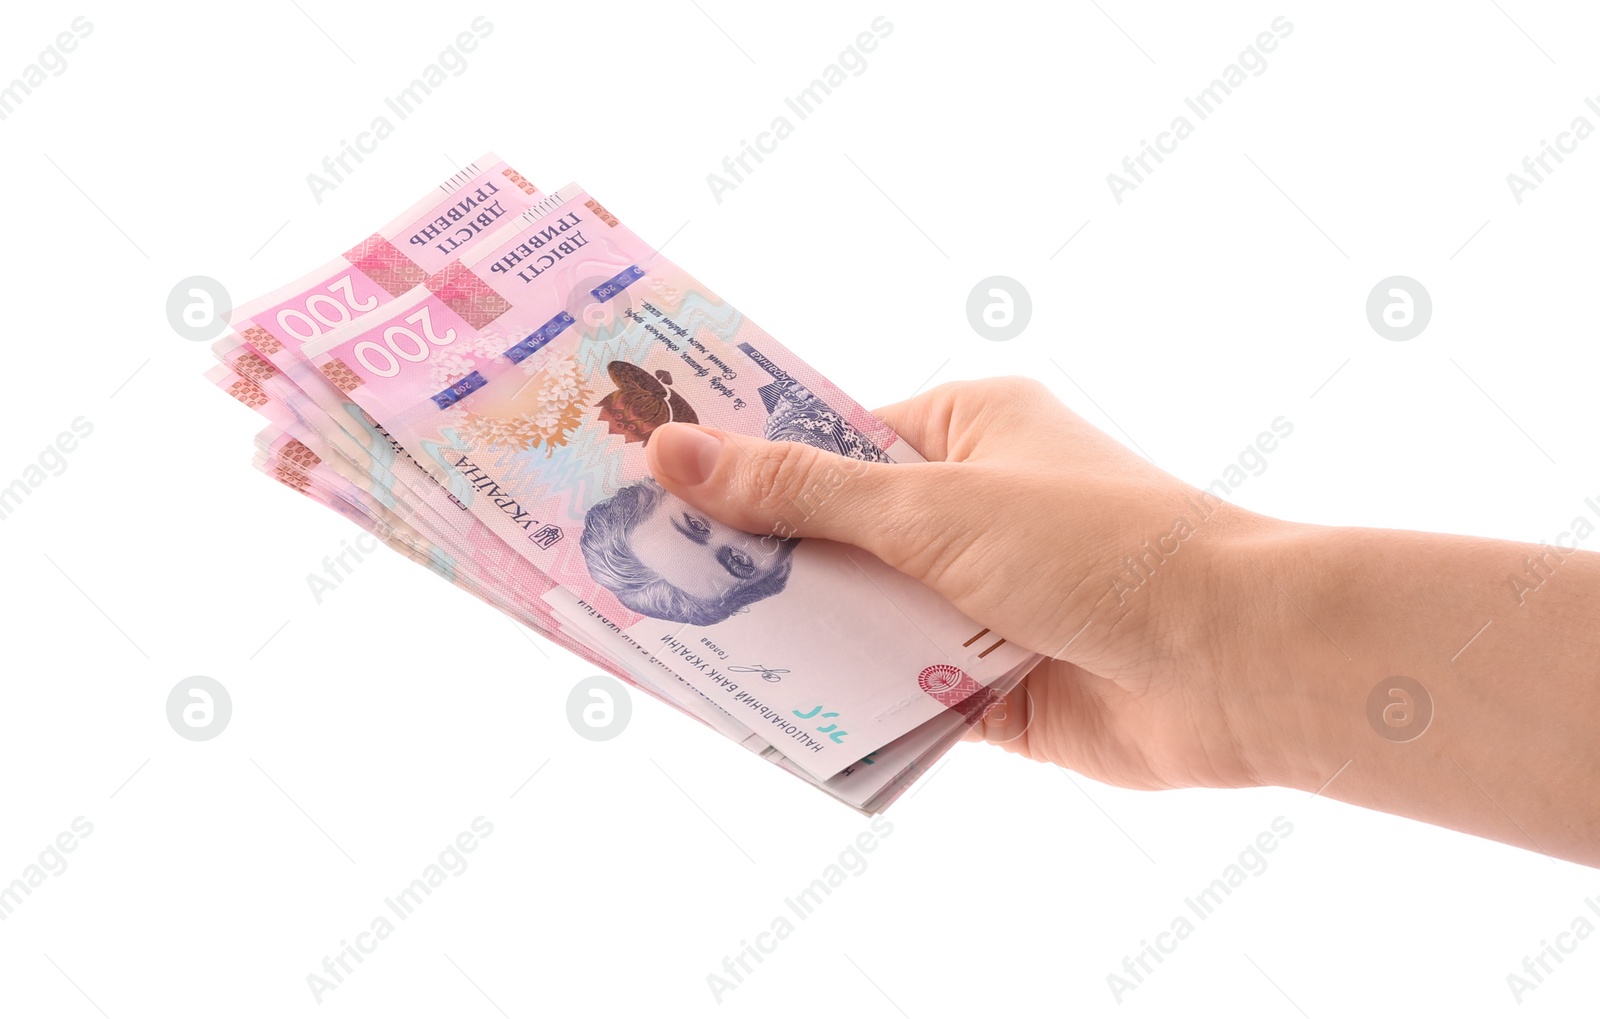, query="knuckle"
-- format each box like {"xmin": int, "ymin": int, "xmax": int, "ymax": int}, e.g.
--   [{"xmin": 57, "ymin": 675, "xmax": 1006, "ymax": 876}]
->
[
  {"xmin": 918, "ymin": 378, "xmax": 966, "ymax": 403},
  {"xmin": 898, "ymin": 506, "xmax": 971, "ymax": 581},
  {"xmin": 744, "ymin": 442, "xmax": 820, "ymax": 522},
  {"xmin": 919, "ymin": 380, "xmax": 962, "ymax": 418},
  {"xmin": 963, "ymin": 376, "xmax": 1059, "ymax": 438},
  {"xmin": 985, "ymin": 375, "xmax": 1050, "ymax": 402},
  {"xmin": 891, "ymin": 465, "xmax": 999, "ymax": 591}
]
